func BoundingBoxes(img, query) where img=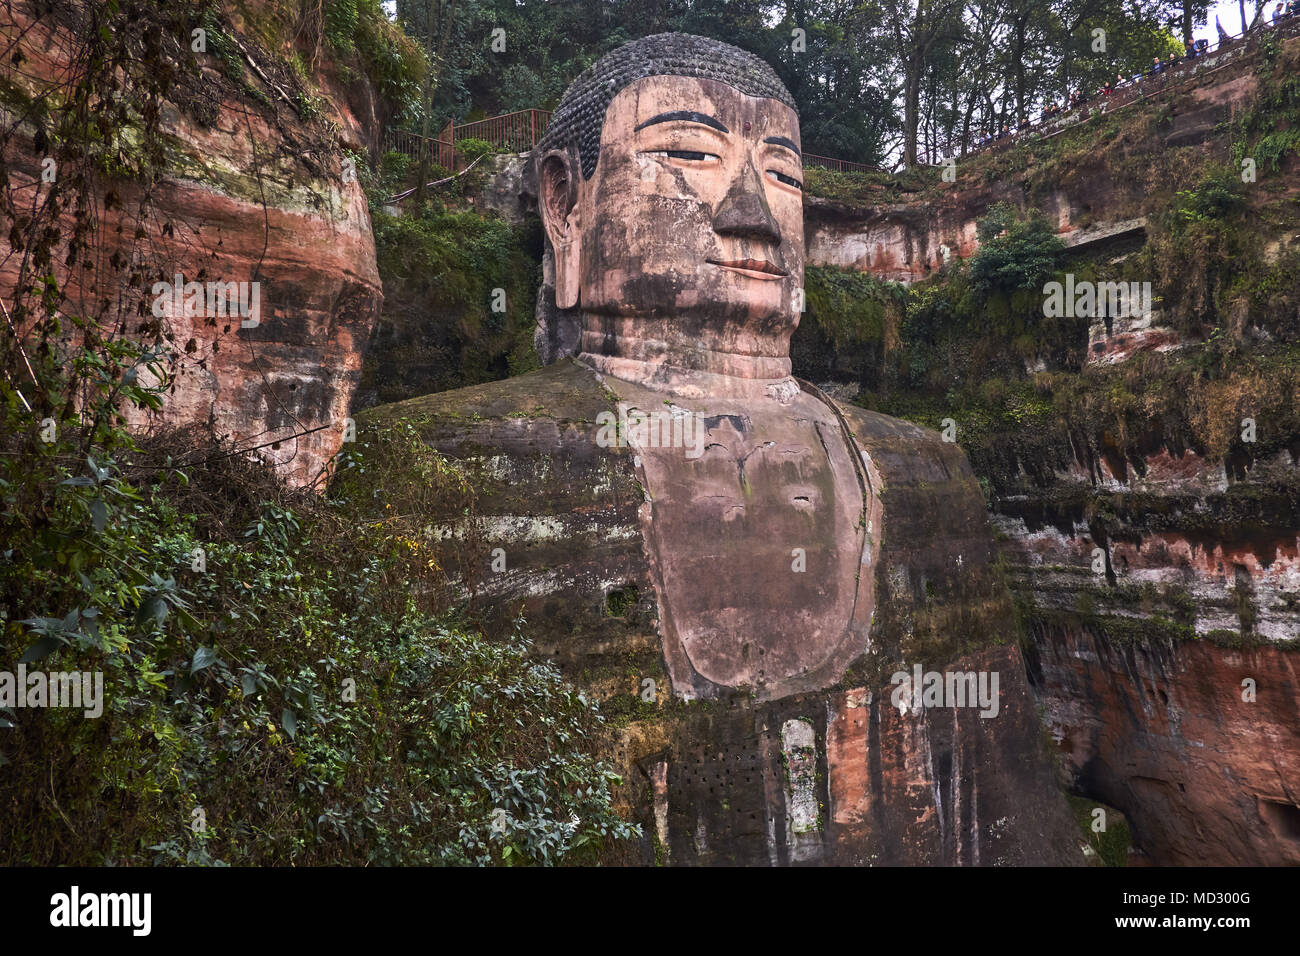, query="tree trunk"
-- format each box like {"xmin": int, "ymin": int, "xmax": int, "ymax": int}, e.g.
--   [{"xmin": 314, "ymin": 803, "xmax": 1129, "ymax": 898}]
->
[
  {"xmin": 416, "ymin": 0, "xmax": 455, "ymax": 209},
  {"xmin": 903, "ymin": 66, "xmax": 921, "ymax": 166}
]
